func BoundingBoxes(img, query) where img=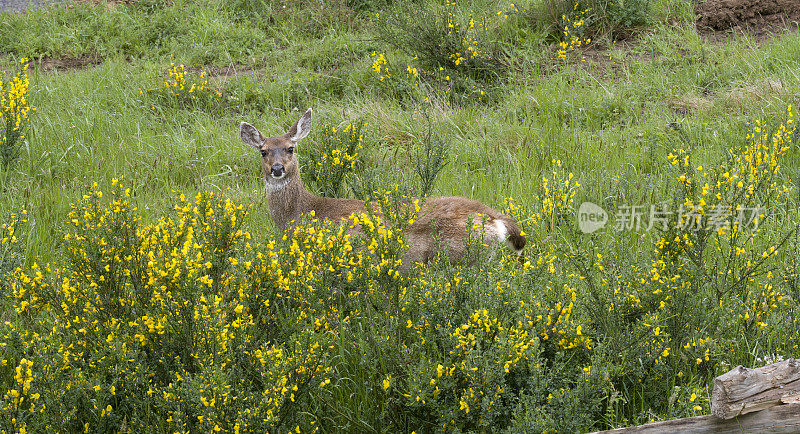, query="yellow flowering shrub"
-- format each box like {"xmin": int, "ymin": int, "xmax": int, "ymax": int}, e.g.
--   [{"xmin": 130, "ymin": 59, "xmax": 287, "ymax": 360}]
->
[
  {"xmin": 303, "ymin": 119, "xmax": 366, "ymax": 198},
  {"xmin": 144, "ymin": 62, "xmax": 223, "ymax": 113},
  {"xmin": 370, "ymin": 52, "xmax": 390, "ymax": 82},
  {"xmin": 378, "ymin": 1, "xmax": 518, "ymax": 100},
  {"xmin": 366, "ymin": 51, "xmax": 427, "ymax": 102},
  {"xmin": 1, "ymin": 58, "xmax": 33, "ymax": 170},
  {"xmin": 556, "ymin": 4, "xmax": 591, "ymax": 61},
  {"xmin": 0, "ymin": 174, "xmax": 615, "ymax": 432},
  {"xmin": 577, "ymin": 108, "xmax": 799, "ymax": 422},
  {"xmin": 504, "ymin": 158, "xmax": 580, "ymax": 235},
  {"xmin": 1, "ymin": 109, "xmax": 798, "ymax": 431},
  {"xmin": 662, "ymin": 105, "xmax": 794, "ymax": 301},
  {"xmin": 0, "ymin": 209, "xmax": 26, "ymax": 293}
]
